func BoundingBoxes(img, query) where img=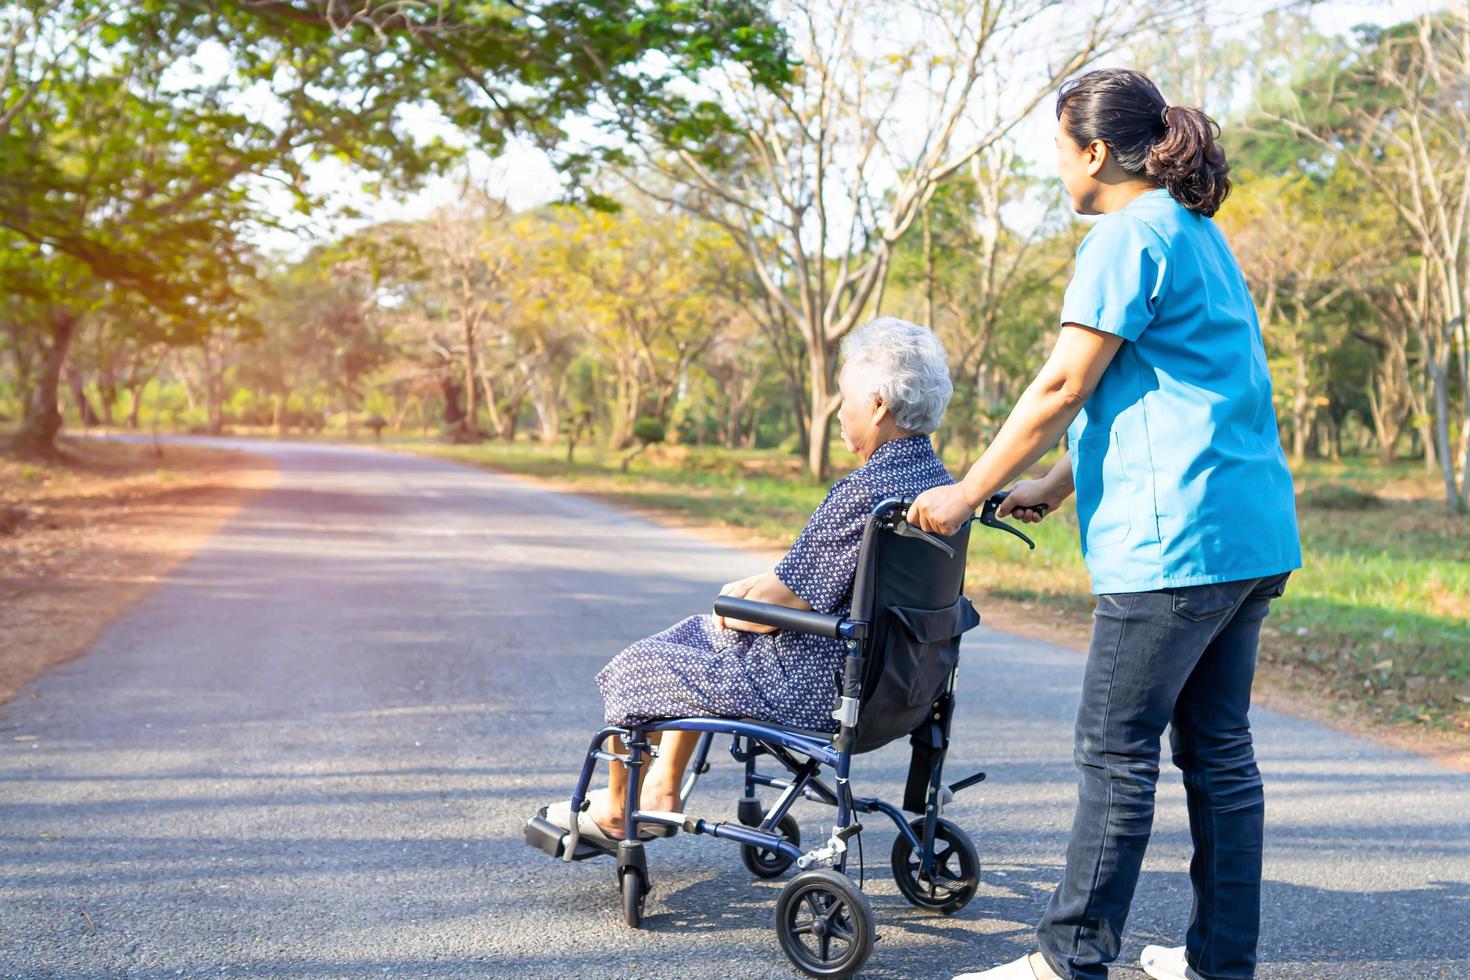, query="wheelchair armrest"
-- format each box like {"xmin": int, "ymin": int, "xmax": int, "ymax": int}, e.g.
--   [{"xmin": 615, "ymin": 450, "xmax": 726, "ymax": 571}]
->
[{"xmin": 712, "ymin": 596, "xmax": 845, "ymax": 638}]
